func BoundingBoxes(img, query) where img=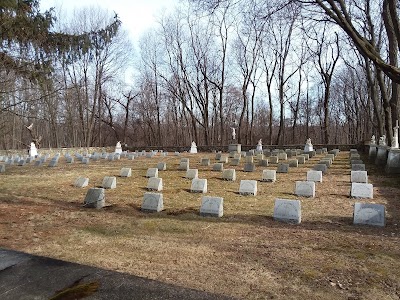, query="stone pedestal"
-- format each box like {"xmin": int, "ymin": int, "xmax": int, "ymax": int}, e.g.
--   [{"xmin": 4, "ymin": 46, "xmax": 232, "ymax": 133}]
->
[
  {"xmin": 385, "ymin": 148, "xmax": 400, "ymax": 173},
  {"xmin": 228, "ymin": 144, "xmax": 241, "ymax": 154},
  {"xmin": 369, "ymin": 145, "xmax": 377, "ymax": 161},
  {"xmin": 375, "ymin": 146, "xmax": 388, "ymax": 166},
  {"xmin": 304, "ymin": 144, "xmax": 313, "ymax": 152}
]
